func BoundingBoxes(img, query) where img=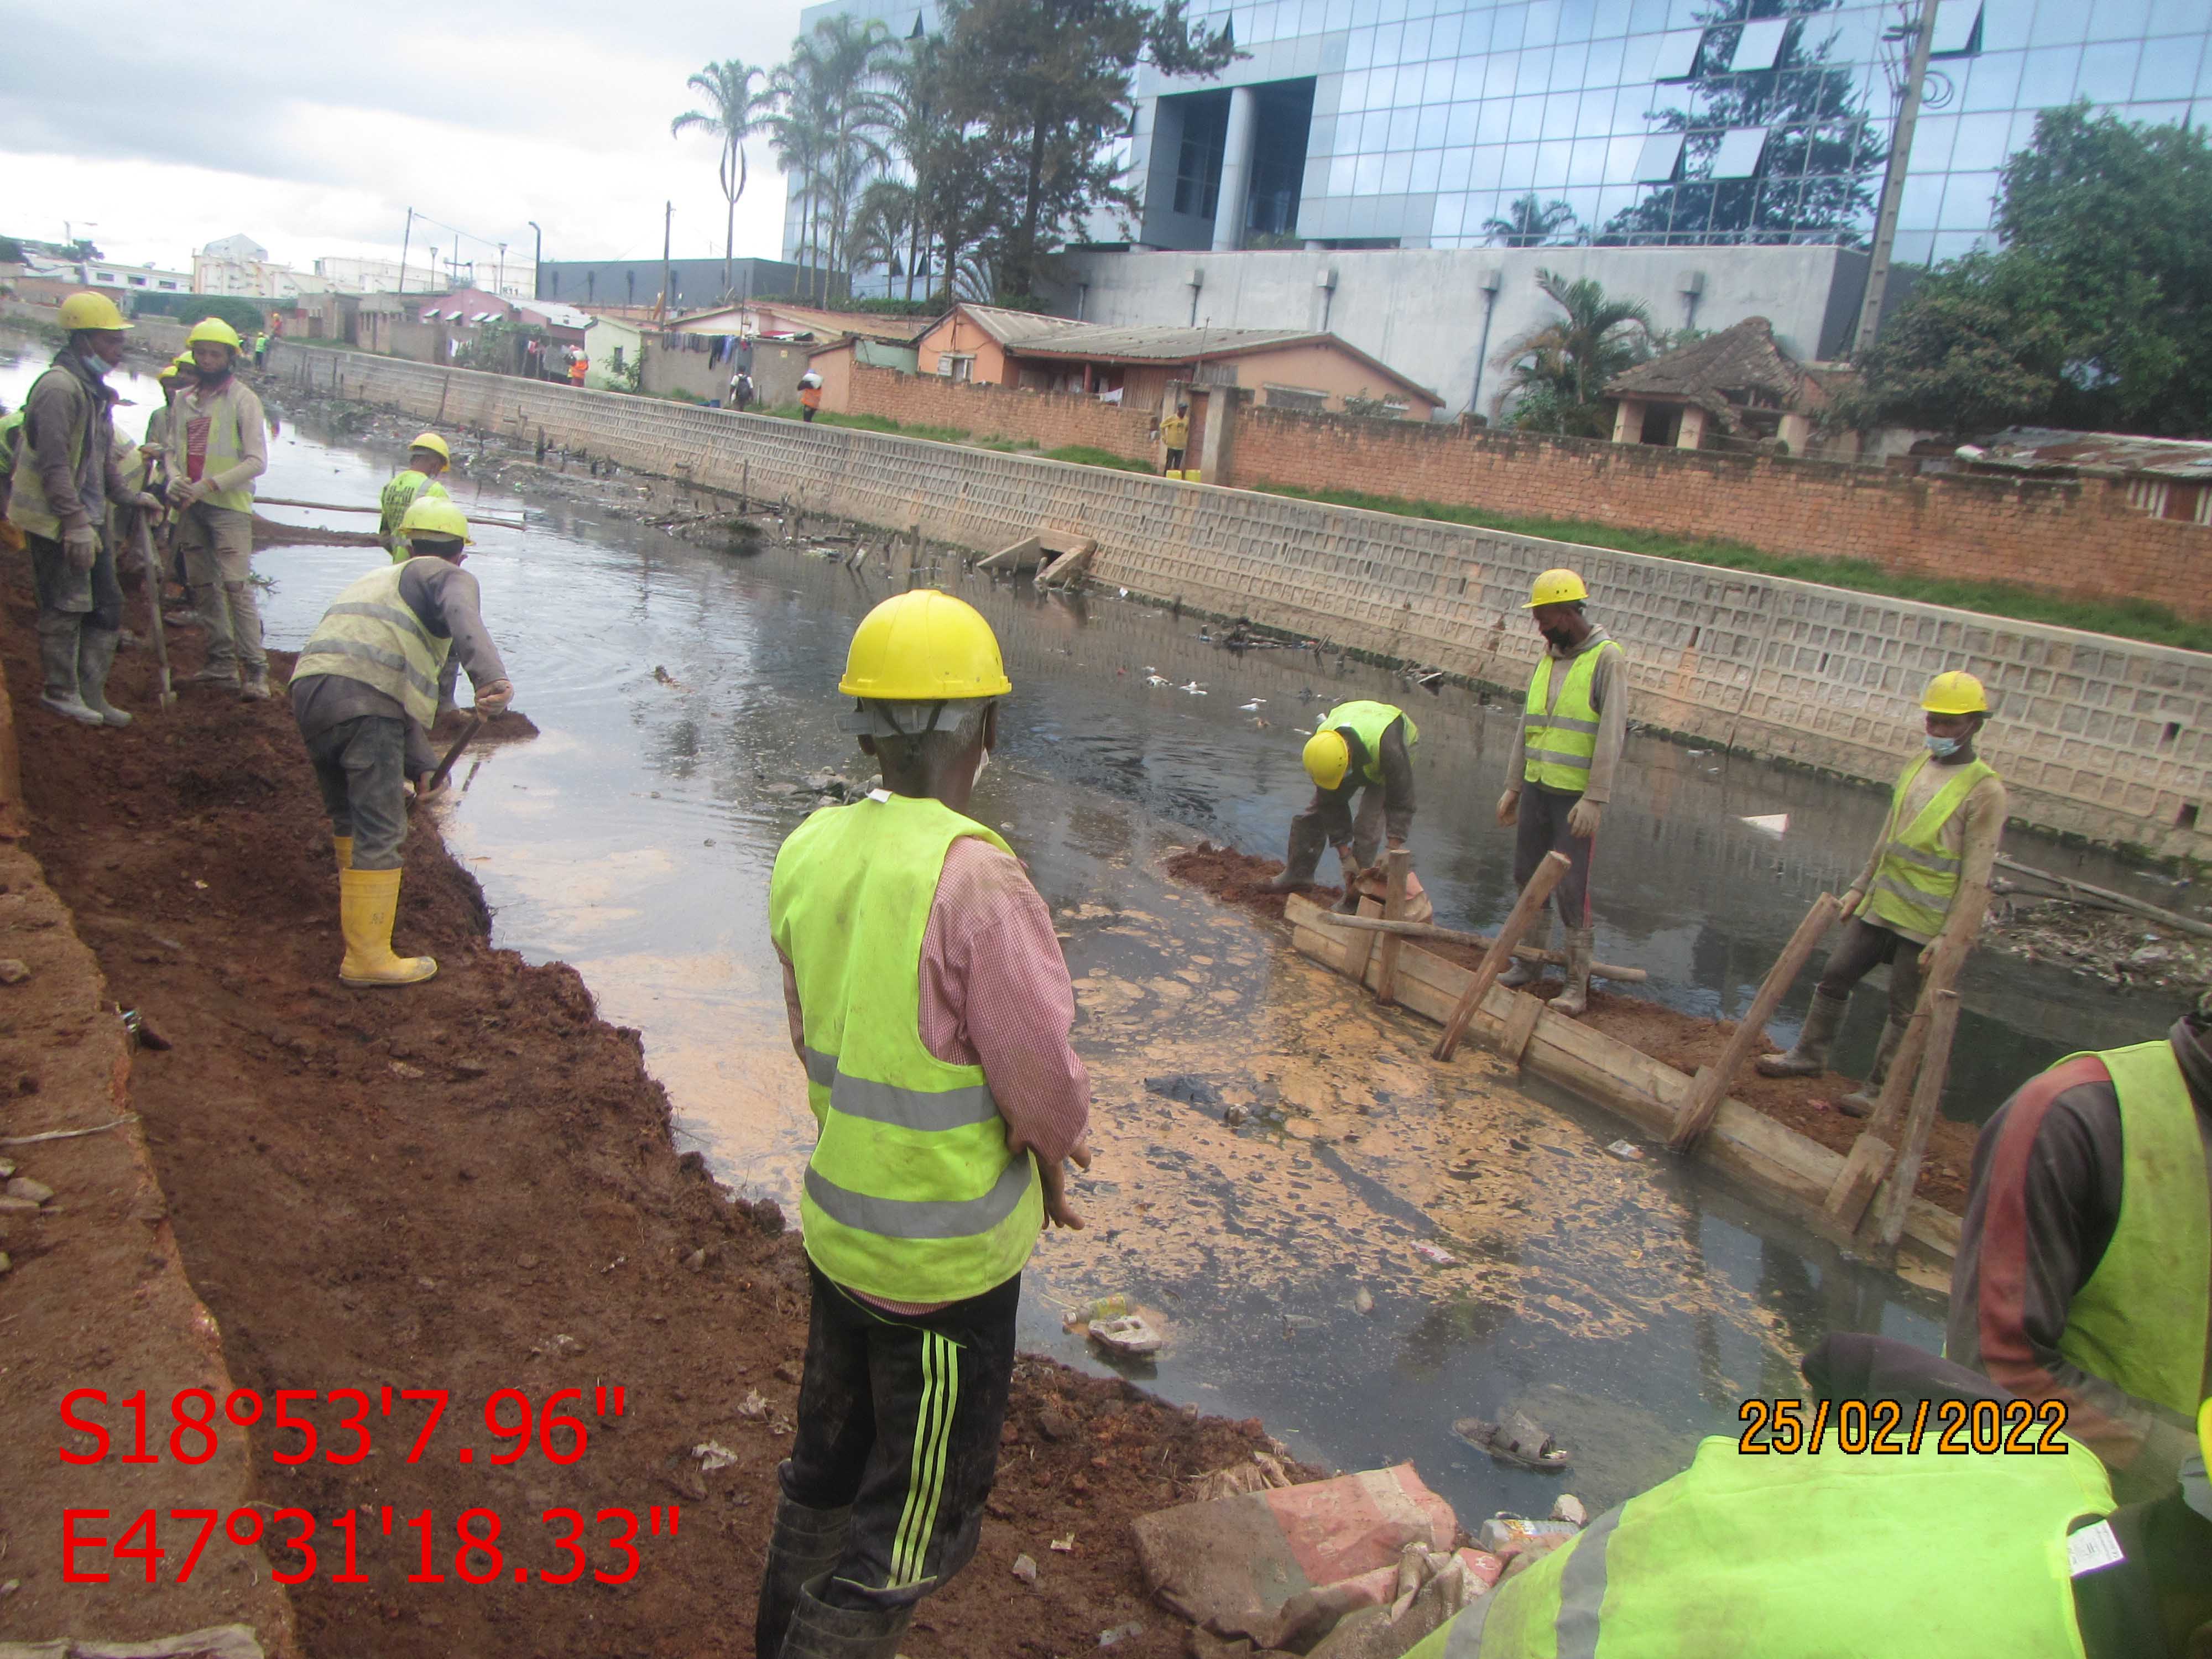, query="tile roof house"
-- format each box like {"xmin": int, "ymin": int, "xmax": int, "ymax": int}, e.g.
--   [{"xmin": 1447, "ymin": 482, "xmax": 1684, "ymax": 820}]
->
[{"xmin": 1603, "ymin": 316, "xmax": 1848, "ymax": 457}]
